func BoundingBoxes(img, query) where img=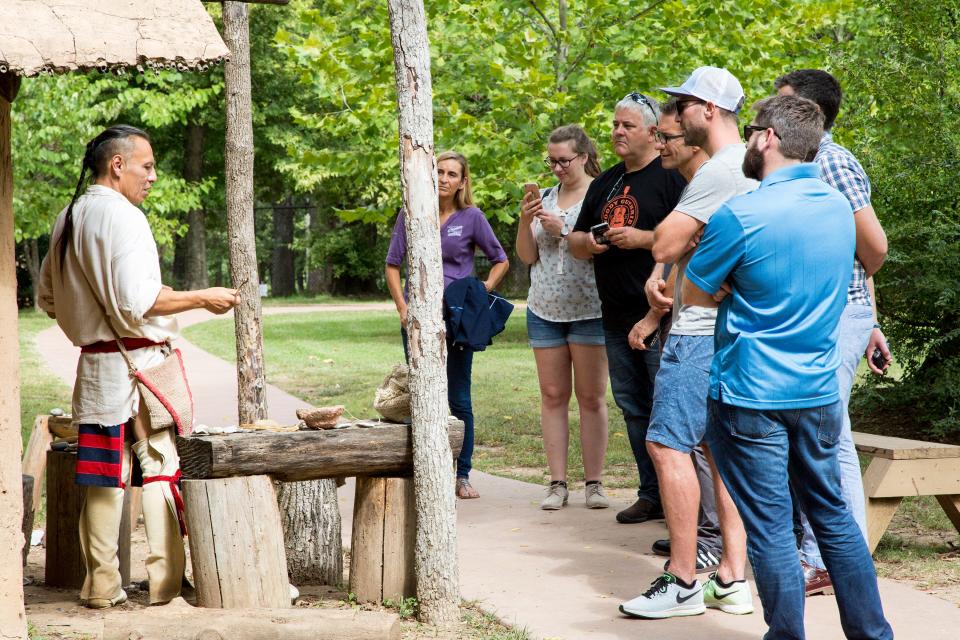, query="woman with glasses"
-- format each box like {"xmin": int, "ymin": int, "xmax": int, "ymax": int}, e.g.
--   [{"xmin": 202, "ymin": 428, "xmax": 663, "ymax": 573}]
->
[
  {"xmin": 386, "ymin": 151, "xmax": 509, "ymax": 500},
  {"xmin": 515, "ymin": 125, "xmax": 610, "ymax": 510}
]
